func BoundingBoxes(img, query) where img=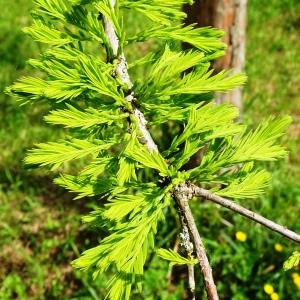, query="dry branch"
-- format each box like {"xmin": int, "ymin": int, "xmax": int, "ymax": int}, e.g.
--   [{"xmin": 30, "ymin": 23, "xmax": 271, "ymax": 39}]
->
[
  {"xmin": 179, "ymin": 184, "xmax": 300, "ymax": 244},
  {"xmin": 188, "ymin": 264, "xmax": 196, "ymax": 300},
  {"xmin": 174, "ymin": 189, "xmax": 219, "ymax": 300}
]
